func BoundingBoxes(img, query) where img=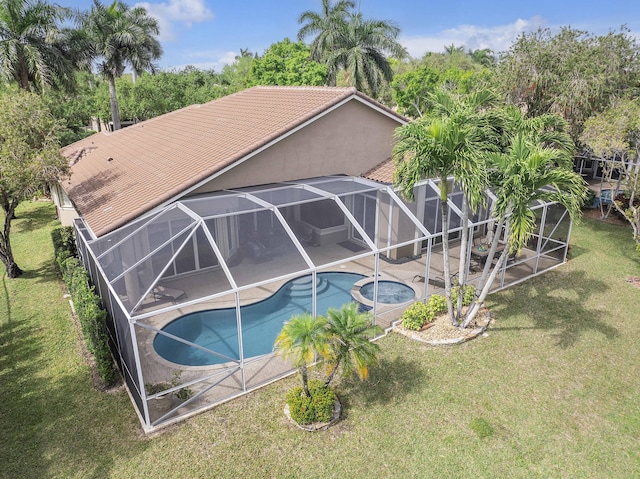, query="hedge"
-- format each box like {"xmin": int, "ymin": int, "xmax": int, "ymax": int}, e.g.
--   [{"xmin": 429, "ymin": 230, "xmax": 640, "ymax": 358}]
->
[{"xmin": 52, "ymin": 226, "xmax": 117, "ymax": 387}]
